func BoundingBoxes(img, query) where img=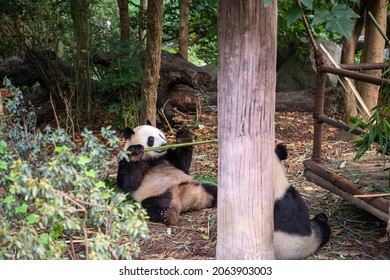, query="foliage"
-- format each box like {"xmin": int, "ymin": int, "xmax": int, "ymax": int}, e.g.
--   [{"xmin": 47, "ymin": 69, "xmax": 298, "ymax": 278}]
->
[
  {"xmin": 0, "ymin": 0, "xmax": 364, "ymax": 128},
  {"xmin": 0, "ymin": 79, "xmax": 149, "ymax": 259},
  {"xmin": 163, "ymin": 0, "xmax": 217, "ymax": 65},
  {"xmin": 349, "ymin": 103, "xmax": 390, "ymax": 161},
  {"xmin": 194, "ymin": 172, "xmax": 218, "ymax": 187},
  {"xmin": 99, "ymin": 55, "xmax": 143, "ymax": 128},
  {"xmin": 281, "ymin": 0, "xmax": 359, "ymax": 41},
  {"xmin": 0, "ymin": 0, "xmax": 69, "ymax": 57}
]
